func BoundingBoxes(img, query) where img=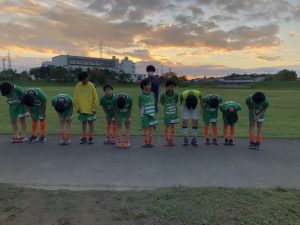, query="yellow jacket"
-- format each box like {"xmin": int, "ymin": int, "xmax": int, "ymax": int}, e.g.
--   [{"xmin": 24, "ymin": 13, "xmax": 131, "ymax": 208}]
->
[{"xmin": 74, "ymin": 82, "xmax": 99, "ymax": 114}]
